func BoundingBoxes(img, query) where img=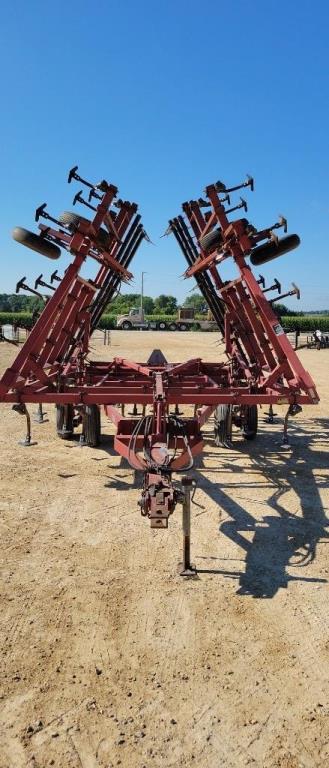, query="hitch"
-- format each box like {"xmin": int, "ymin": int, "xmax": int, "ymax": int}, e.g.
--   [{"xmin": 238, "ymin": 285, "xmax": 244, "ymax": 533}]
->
[
  {"xmin": 138, "ymin": 472, "xmax": 197, "ymax": 576},
  {"xmin": 138, "ymin": 471, "xmax": 177, "ymax": 528}
]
